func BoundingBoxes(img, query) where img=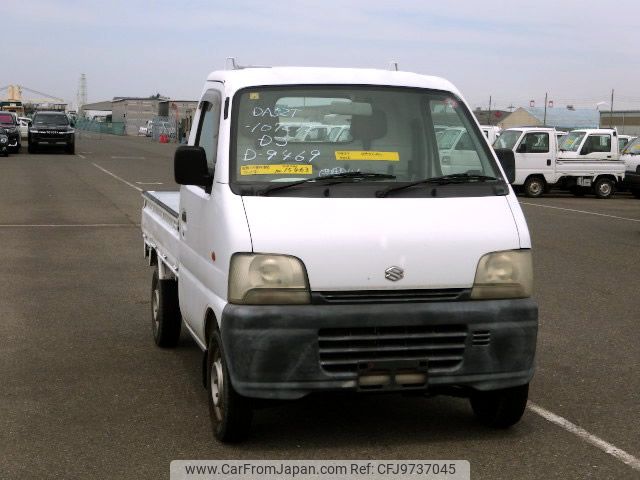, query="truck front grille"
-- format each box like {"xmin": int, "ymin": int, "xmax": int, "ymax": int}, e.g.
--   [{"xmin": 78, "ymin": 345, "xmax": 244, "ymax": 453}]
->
[
  {"xmin": 318, "ymin": 325, "xmax": 467, "ymax": 374},
  {"xmin": 312, "ymin": 289, "xmax": 467, "ymax": 304}
]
